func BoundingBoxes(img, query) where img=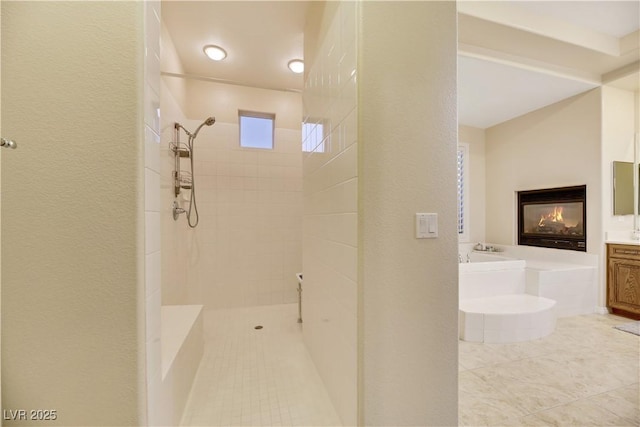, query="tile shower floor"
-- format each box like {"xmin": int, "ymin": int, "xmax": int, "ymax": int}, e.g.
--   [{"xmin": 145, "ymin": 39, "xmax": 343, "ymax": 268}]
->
[
  {"xmin": 180, "ymin": 303, "xmax": 342, "ymax": 427},
  {"xmin": 182, "ymin": 304, "xmax": 638, "ymax": 427}
]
